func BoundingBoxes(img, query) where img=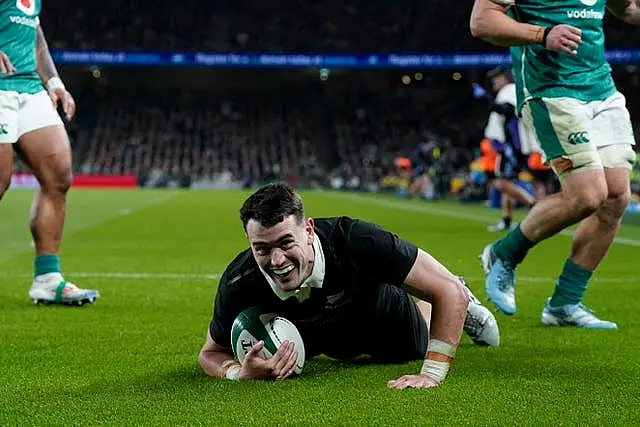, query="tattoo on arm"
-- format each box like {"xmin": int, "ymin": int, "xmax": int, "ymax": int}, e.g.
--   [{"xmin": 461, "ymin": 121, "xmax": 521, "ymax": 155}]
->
[{"xmin": 35, "ymin": 25, "xmax": 59, "ymax": 83}]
